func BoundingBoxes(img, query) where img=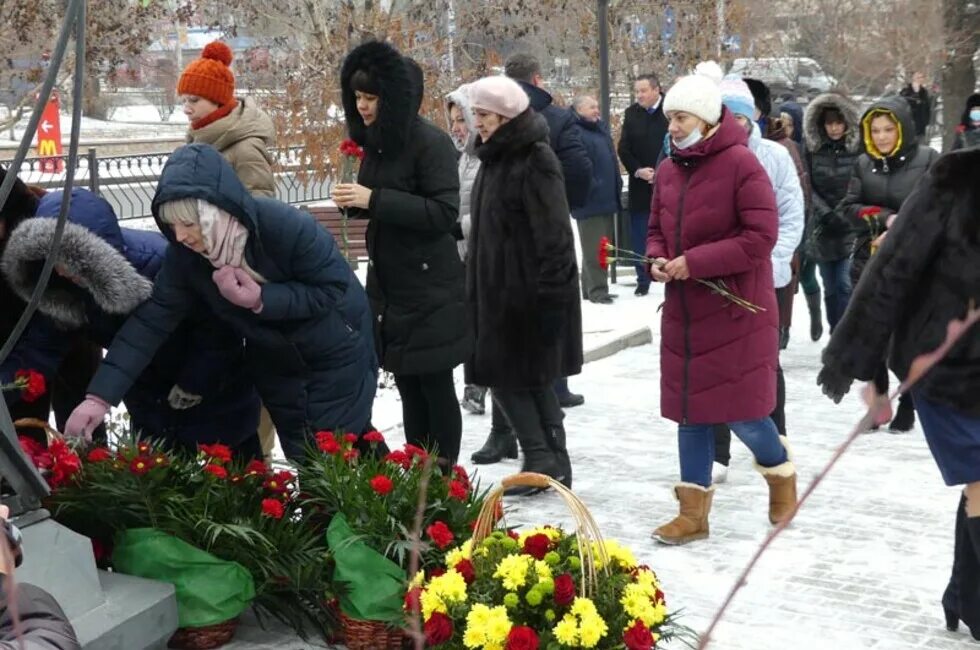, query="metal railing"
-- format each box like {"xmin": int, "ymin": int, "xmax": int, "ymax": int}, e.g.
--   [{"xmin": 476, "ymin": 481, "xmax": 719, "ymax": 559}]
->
[{"xmin": 1, "ymin": 147, "xmax": 332, "ymax": 221}]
